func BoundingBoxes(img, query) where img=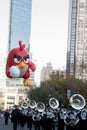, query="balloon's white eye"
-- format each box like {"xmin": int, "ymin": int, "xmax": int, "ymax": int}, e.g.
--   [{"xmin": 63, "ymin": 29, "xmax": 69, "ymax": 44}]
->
[
  {"xmin": 14, "ymin": 55, "xmax": 22, "ymax": 63},
  {"xmin": 24, "ymin": 55, "xmax": 29, "ymax": 63},
  {"xmin": 24, "ymin": 58, "xmax": 29, "ymax": 63},
  {"xmin": 14, "ymin": 58, "xmax": 21, "ymax": 63}
]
